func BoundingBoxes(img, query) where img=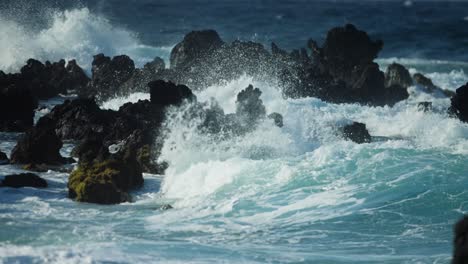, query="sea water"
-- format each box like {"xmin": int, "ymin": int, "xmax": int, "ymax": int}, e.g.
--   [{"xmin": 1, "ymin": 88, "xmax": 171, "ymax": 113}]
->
[{"xmin": 1, "ymin": 1, "xmax": 468, "ymax": 263}]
